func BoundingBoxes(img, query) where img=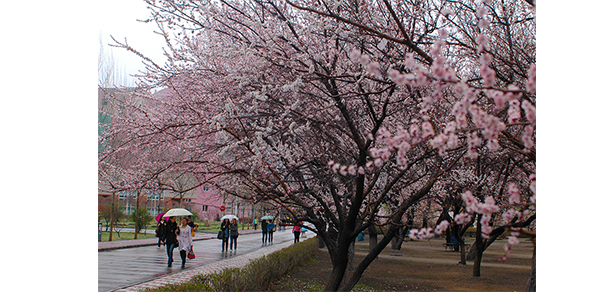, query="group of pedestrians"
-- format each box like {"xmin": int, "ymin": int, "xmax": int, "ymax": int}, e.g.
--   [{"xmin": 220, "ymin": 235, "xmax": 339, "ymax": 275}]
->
[
  {"xmin": 261, "ymin": 219, "xmax": 276, "ymax": 244},
  {"xmin": 260, "ymin": 219, "xmax": 305, "ymax": 244},
  {"xmin": 219, "ymin": 218, "xmax": 240, "ymax": 252},
  {"xmin": 156, "ymin": 215, "xmax": 306, "ymax": 268},
  {"xmin": 156, "ymin": 216, "xmax": 198, "ymax": 268}
]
